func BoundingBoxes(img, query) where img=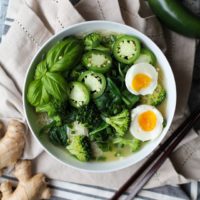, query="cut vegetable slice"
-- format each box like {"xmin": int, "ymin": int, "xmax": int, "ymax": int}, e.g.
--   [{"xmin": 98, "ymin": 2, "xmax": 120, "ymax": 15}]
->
[
  {"xmin": 82, "ymin": 50, "xmax": 112, "ymax": 73},
  {"xmin": 113, "ymin": 35, "xmax": 141, "ymax": 64},
  {"xmin": 78, "ymin": 71, "xmax": 106, "ymax": 98},
  {"xmin": 134, "ymin": 48, "xmax": 157, "ymax": 66},
  {"xmin": 68, "ymin": 82, "xmax": 90, "ymax": 108}
]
